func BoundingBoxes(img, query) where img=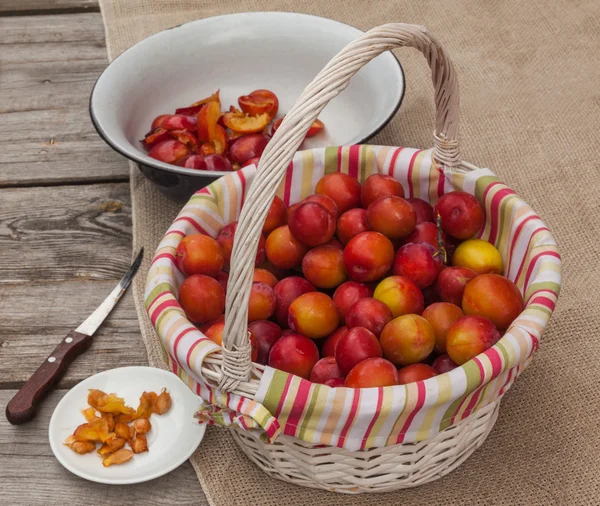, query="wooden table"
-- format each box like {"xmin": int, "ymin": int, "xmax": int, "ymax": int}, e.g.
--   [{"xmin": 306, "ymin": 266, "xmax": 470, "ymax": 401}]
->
[{"xmin": 0, "ymin": 2, "xmax": 208, "ymax": 503}]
